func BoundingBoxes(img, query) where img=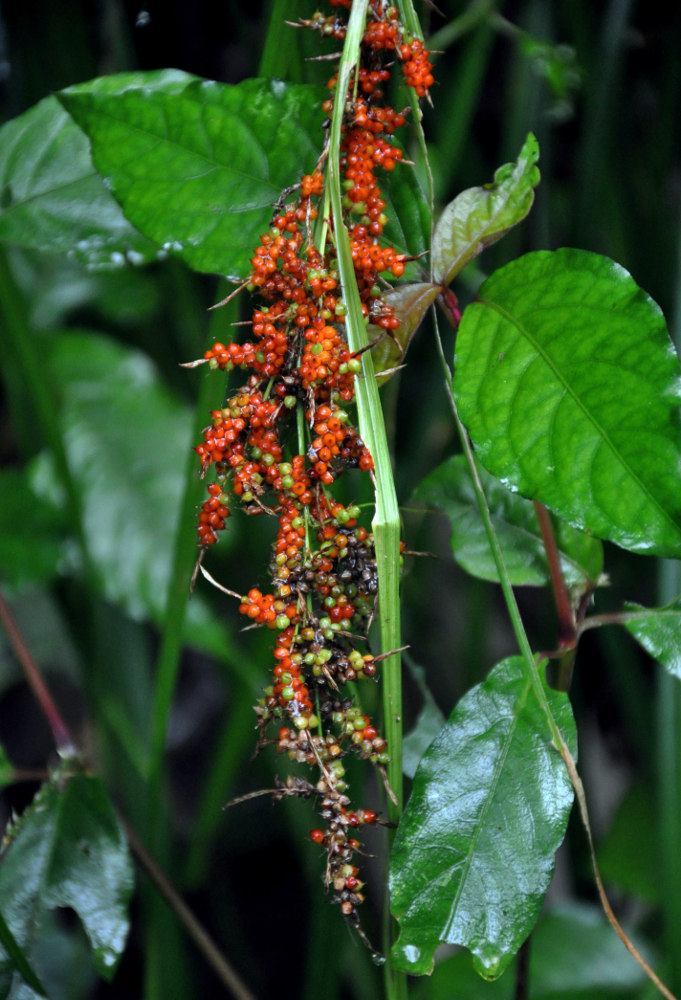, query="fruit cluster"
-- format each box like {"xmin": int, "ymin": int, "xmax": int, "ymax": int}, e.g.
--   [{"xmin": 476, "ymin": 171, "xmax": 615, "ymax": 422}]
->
[{"xmin": 189, "ymin": 0, "xmax": 433, "ymax": 943}]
